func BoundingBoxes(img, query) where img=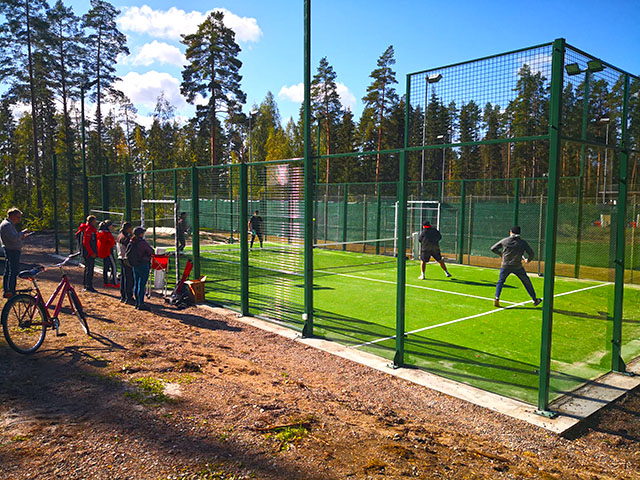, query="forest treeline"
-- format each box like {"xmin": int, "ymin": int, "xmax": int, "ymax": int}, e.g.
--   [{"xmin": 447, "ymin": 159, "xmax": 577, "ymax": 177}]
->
[{"xmin": 1, "ymin": 0, "xmax": 639, "ymax": 227}]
